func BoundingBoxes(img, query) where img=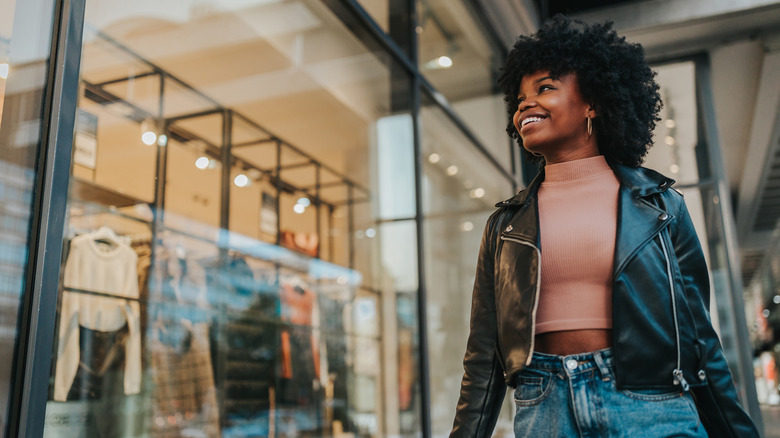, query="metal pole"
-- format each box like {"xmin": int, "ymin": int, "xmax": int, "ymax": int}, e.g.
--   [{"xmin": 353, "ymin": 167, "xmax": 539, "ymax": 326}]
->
[
  {"xmin": 10, "ymin": 0, "xmax": 86, "ymax": 436},
  {"xmin": 406, "ymin": 0, "xmax": 432, "ymax": 435}
]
